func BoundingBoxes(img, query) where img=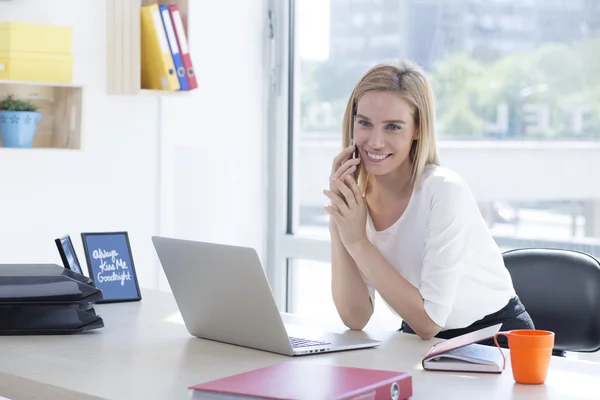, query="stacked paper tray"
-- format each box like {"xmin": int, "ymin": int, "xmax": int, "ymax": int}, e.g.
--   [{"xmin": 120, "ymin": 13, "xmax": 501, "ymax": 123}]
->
[{"xmin": 0, "ymin": 263, "xmax": 105, "ymax": 335}]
